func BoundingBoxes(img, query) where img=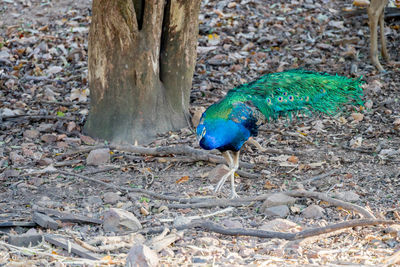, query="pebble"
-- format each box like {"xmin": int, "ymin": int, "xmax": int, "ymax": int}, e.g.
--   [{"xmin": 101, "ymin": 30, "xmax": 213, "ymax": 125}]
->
[
  {"xmin": 301, "ymin": 204, "xmax": 325, "ymax": 219},
  {"xmin": 333, "ymin": 191, "xmax": 360, "ymax": 202},
  {"xmin": 262, "ymin": 205, "xmax": 290, "ymax": 218},
  {"xmin": 103, "ymin": 208, "xmax": 142, "ymax": 233},
  {"xmin": 103, "ymin": 192, "xmax": 120, "ymax": 204},
  {"xmin": 86, "ymin": 148, "xmax": 110, "ymax": 166},
  {"xmin": 41, "ymin": 134, "xmax": 57, "ymax": 143},
  {"xmin": 261, "ymin": 193, "xmax": 296, "ymax": 209},
  {"xmin": 259, "ymin": 218, "xmax": 302, "ymax": 232},
  {"xmin": 208, "ymin": 164, "xmax": 230, "ymax": 183},
  {"xmin": 126, "ymin": 244, "xmax": 159, "ymax": 267},
  {"xmin": 23, "ymin": 129, "xmax": 39, "ymax": 139}
]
